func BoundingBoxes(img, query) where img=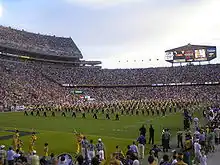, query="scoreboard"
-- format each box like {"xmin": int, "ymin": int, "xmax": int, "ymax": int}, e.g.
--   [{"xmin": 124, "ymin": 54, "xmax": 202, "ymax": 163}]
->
[{"xmin": 165, "ymin": 44, "xmax": 217, "ymax": 63}]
